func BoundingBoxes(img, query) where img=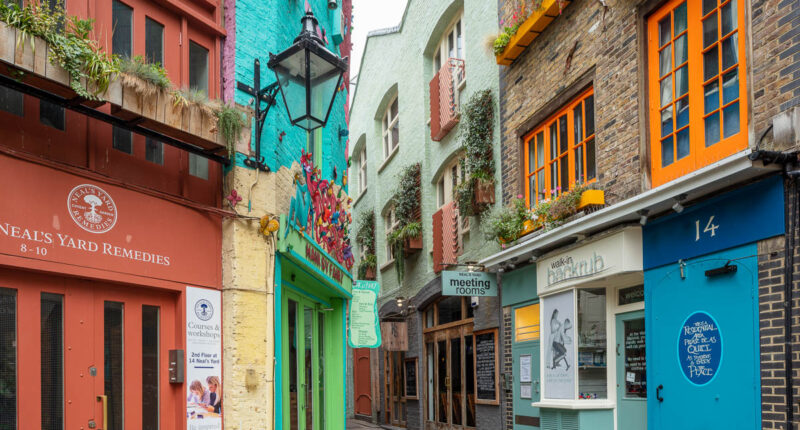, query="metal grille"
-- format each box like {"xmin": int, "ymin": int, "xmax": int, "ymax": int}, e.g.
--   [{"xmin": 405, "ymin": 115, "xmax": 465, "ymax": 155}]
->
[
  {"xmin": 0, "ymin": 289, "xmax": 16, "ymax": 430},
  {"xmin": 41, "ymin": 293, "xmax": 64, "ymax": 430}
]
